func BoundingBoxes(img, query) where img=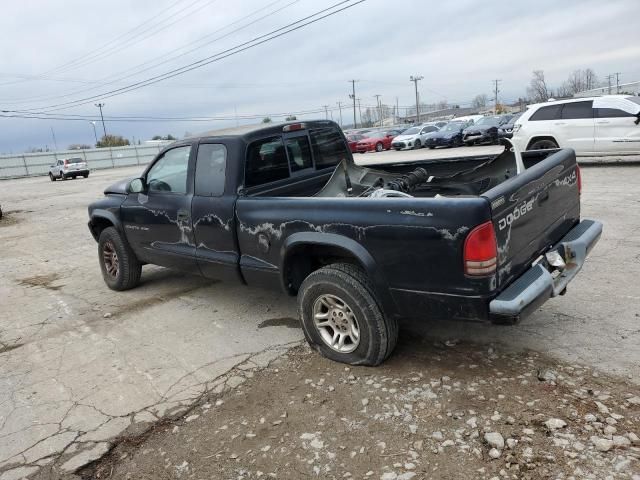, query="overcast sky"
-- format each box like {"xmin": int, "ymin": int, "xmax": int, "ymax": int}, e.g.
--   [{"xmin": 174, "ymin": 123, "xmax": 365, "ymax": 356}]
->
[{"xmin": 1, "ymin": 0, "xmax": 638, "ymax": 153}]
